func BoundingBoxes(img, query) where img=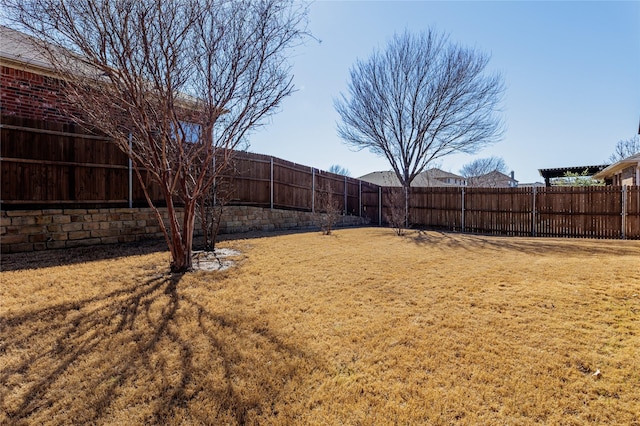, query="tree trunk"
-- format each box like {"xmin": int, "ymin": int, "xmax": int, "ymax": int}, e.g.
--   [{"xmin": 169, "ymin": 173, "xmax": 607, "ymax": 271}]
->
[
  {"xmin": 165, "ymin": 193, "xmax": 186, "ymax": 273},
  {"xmin": 181, "ymin": 200, "xmax": 197, "ymax": 271},
  {"xmin": 404, "ymin": 185, "xmax": 409, "ymax": 229},
  {"xmin": 169, "ymin": 199, "xmax": 196, "ymax": 273}
]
